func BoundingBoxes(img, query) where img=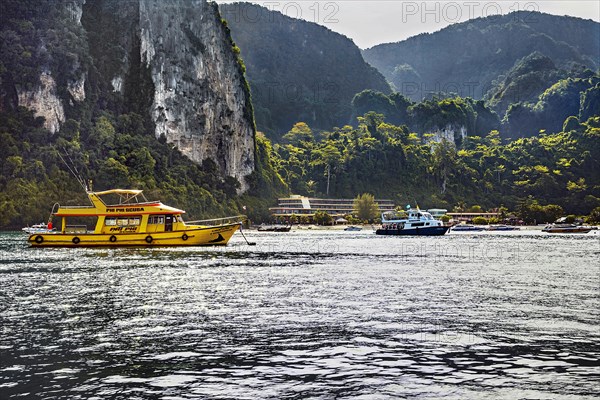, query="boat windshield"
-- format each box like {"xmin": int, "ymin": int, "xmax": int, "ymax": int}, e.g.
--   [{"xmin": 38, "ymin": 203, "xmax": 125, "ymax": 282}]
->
[{"xmin": 382, "ymin": 211, "xmax": 406, "ymax": 221}]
